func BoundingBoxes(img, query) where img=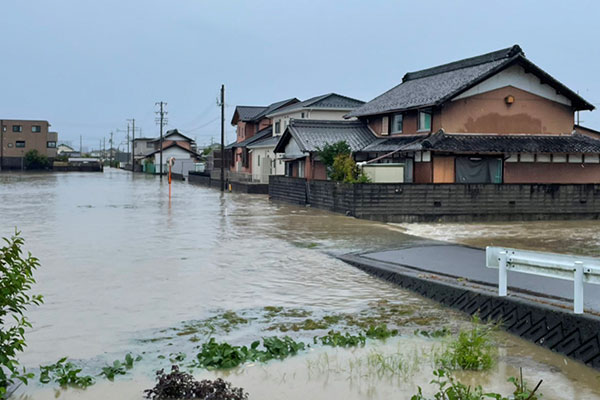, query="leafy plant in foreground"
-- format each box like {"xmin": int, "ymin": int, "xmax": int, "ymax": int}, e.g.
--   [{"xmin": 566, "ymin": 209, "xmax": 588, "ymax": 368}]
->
[
  {"xmin": 144, "ymin": 365, "xmax": 248, "ymax": 400},
  {"xmin": 411, "ymin": 368, "xmax": 543, "ymax": 400},
  {"xmin": 194, "ymin": 336, "xmax": 306, "ymax": 370},
  {"xmin": 39, "ymin": 357, "xmax": 95, "ymax": 388},
  {"xmin": 0, "ymin": 231, "xmax": 43, "ymax": 397},
  {"xmin": 436, "ymin": 321, "xmax": 495, "ymax": 370},
  {"xmin": 99, "ymin": 353, "xmax": 141, "ymax": 381}
]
